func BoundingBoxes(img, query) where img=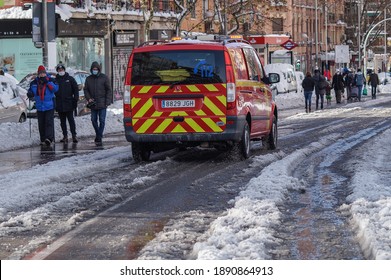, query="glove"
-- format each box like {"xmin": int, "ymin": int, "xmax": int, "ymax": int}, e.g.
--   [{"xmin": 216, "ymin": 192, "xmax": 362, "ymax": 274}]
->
[{"xmin": 27, "ymin": 91, "xmax": 34, "ymax": 100}]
